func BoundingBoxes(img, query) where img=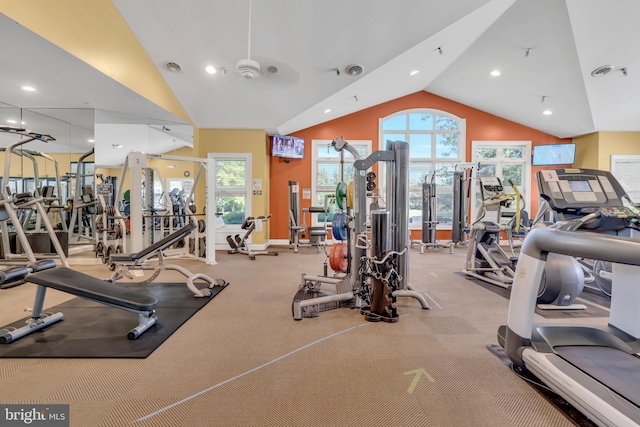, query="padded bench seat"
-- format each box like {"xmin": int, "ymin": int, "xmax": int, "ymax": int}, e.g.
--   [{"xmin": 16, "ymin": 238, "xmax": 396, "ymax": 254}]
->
[
  {"xmin": 110, "ymin": 222, "xmax": 197, "ymax": 264},
  {"xmin": 27, "ymin": 267, "xmax": 157, "ymax": 312}
]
